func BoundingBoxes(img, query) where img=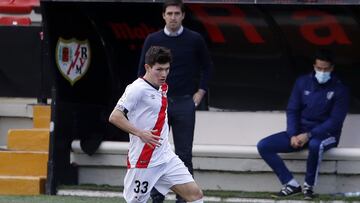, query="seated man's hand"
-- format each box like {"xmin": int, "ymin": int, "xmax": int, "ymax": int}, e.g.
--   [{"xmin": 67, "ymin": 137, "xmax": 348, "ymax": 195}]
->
[
  {"xmin": 296, "ymin": 133, "xmax": 309, "ymax": 147},
  {"xmin": 290, "ymin": 136, "xmax": 301, "ymax": 149}
]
